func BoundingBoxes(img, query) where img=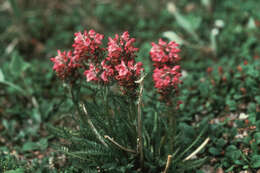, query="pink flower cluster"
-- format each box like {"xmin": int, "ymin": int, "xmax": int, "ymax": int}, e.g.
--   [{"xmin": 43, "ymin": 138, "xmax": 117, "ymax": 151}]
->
[
  {"xmin": 72, "ymin": 30, "xmax": 104, "ymax": 63},
  {"xmin": 51, "ymin": 29, "xmax": 143, "ymax": 94},
  {"xmin": 50, "ymin": 50, "xmax": 79, "ymax": 80},
  {"xmin": 150, "ymin": 39, "xmax": 182, "ymax": 98},
  {"xmin": 105, "ymin": 32, "xmax": 143, "ymax": 93}
]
